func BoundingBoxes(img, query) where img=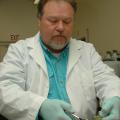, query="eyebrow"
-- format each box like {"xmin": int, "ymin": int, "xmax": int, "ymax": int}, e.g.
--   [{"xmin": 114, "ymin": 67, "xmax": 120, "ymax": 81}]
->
[{"xmin": 47, "ymin": 16, "xmax": 73, "ymax": 20}]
